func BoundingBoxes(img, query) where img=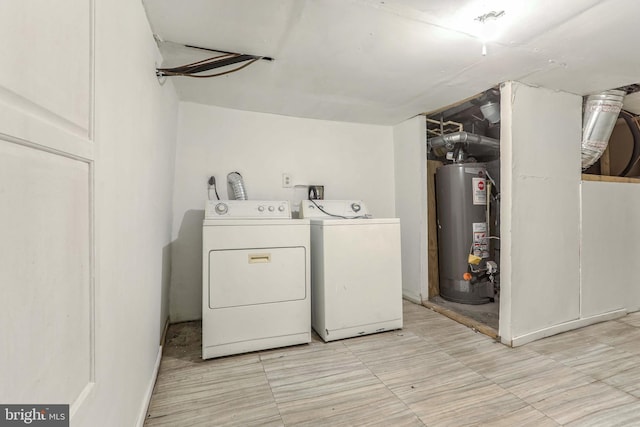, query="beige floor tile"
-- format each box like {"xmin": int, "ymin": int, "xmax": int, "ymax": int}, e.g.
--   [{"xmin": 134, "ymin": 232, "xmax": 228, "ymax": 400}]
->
[
  {"xmin": 410, "ymin": 381, "xmax": 528, "ymax": 426},
  {"xmin": 531, "ymin": 381, "xmax": 637, "ymax": 425},
  {"xmin": 145, "ymin": 402, "xmax": 283, "ymax": 427},
  {"xmin": 452, "ymin": 342, "xmax": 551, "ymax": 382},
  {"xmin": 276, "ymin": 383, "xmax": 400, "ymax": 425},
  {"xmin": 617, "ymin": 312, "xmax": 640, "ymax": 328},
  {"xmin": 343, "ymin": 331, "xmax": 438, "ymax": 367},
  {"xmin": 525, "ymin": 331, "xmax": 602, "ymax": 362},
  {"xmin": 391, "ymin": 366, "xmax": 488, "ymax": 404},
  {"xmin": 603, "ymin": 328, "xmax": 640, "ymax": 355},
  {"xmin": 261, "ymin": 348, "xmax": 378, "ymax": 404},
  {"xmin": 602, "ymin": 364, "xmax": 640, "ymax": 398},
  {"xmin": 367, "ymin": 350, "xmax": 467, "ymax": 390},
  {"xmin": 293, "ymin": 399, "xmax": 424, "ymax": 427},
  {"xmin": 561, "ymin": 343, "xmax": 639, "ymax": 380},
  {"xmin": 564, "ymin": 401, "xmax": 640, "ymax": 427},
  {"xmin": 476, "ymin": 405, "xmax": 560, "ymax": 427},
  {"xmin": 500, "ymin": 364, "xmax": 596, "ymax": 404},
  {"xmin": 145, "ymin": 301, "xmax": 640, "ymax": 427},
  {"xmin": 578, "ymin": 319, "xmax": 636, "ymax": 340}
]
